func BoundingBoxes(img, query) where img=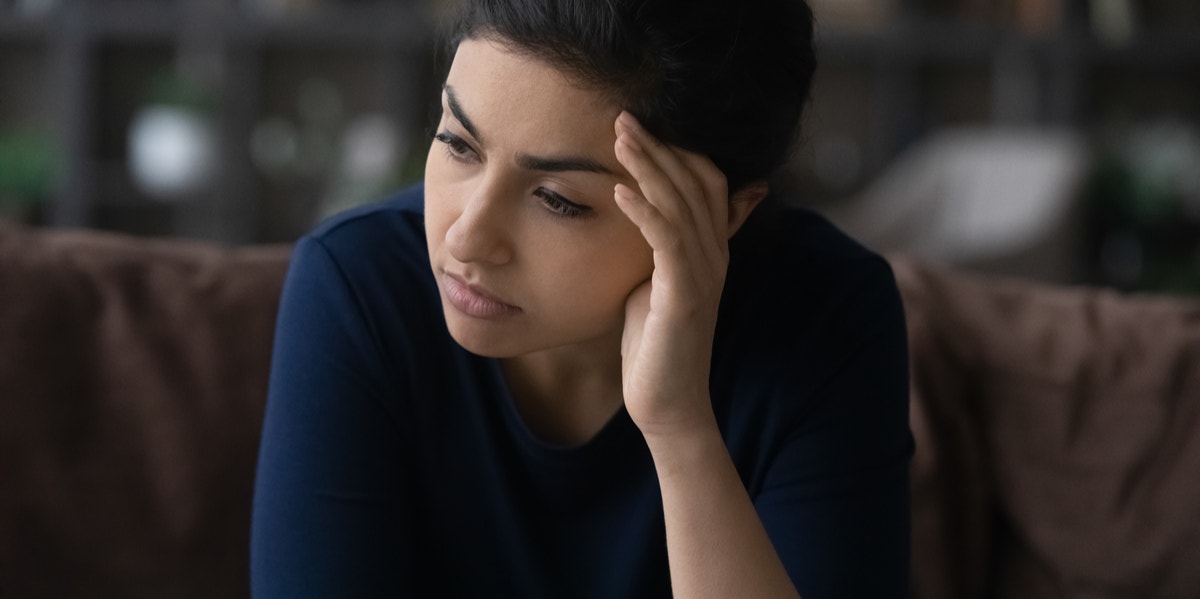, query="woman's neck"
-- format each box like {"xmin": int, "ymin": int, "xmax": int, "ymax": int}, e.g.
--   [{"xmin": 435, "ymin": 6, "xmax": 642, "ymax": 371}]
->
[{"xmin": 501, "ymin": 330, "xmax": 625, "ymax": 447}]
